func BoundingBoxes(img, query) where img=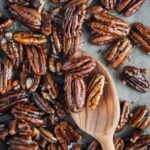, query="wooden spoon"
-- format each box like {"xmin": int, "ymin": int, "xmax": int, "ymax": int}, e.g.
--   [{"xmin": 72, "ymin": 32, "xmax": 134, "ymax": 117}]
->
[{"xmin": 70, "ymin": 51, "xmax": 120, "ymax": 150}]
